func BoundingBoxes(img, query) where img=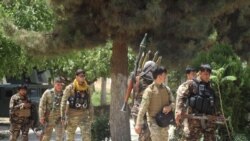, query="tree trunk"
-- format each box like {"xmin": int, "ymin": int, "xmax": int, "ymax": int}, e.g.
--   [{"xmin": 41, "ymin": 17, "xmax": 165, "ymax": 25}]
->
[
  {"xmin": 110, "ymin": 37, "xmax": 130, "ymax": 141},
  {"xmin": 101, "ymin": 77, "xmax": 107, "ymax": 105}
]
